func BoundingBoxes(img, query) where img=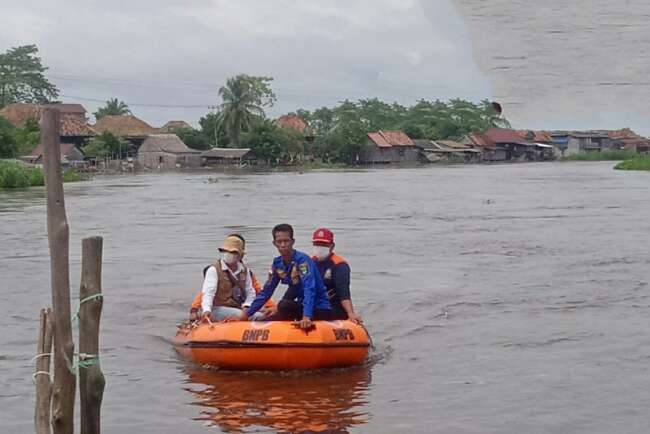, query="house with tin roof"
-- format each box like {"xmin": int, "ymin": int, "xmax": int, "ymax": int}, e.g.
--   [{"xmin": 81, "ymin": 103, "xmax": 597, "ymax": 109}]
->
[
  {"xmin": 564, "ymin": 131, "xmax": 613, "ymax": 155},
  {"xmin": 603, "ymin": 128, "xmax": 649, "ymax": 153},
  {"xmin": 357, "ymin": 130, "xmax": 421, "ymax": 164},
  {"xmin": 484, "ymin": 128, "xmax": 535, "ymax": 161},
  {"xmin": 23, "ymin": 143, "xmax": 85, "ymax": 167},
  {"xmin": 414, "ymin": 139, "xmax": 482, "ymax": 163},
  {"xmin": 59, "ymin": 118, "xmax": 98, "ymax": 148},
  {"xmin": 45, "ymin": 103, "xmax": 87, "ymax": 121},
  {"xmin": 201, "ymin": 148, "xmax": 256, "ymax": 165},
  {"xmin": 462, "ymin": 132, "xmax": 507, "ymax": 161},
  {"xmin": 464, "ymin": 128, "xmax": 554, "ymax": 161},
  {"xmin": 551, "ymin": 128, "xmax": 647, "ymax": 156},
  {"xmin": 275, "ymin": 114, "xmax": 314, "ymax": 140},
  {"xmin": 516, "ymin": 130, "xmax": 553, "ymax": 144},
  {"xmin": 513, "ymin": 129, "xmax": 555, "ymax": 160}
]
